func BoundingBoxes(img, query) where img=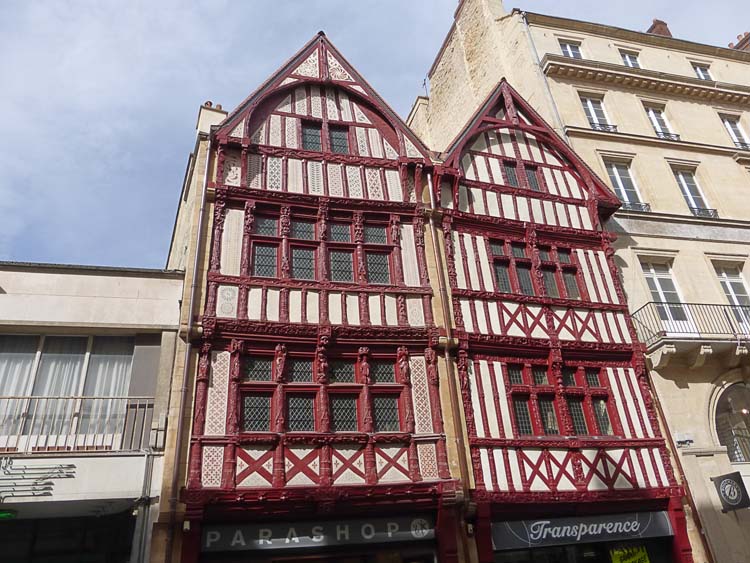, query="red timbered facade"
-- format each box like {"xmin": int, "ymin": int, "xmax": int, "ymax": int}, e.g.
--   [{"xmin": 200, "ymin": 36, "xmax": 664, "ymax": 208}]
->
[
  {"xmin": 182, "ymin": 34, "xmax": 458, "ymax": 563},
  {"xmin": 434, "ymin": 82, "xmax": 693, "ymax": 562}
]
